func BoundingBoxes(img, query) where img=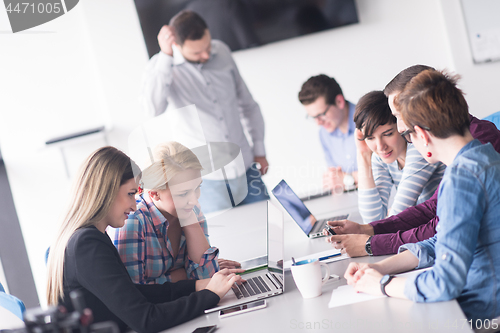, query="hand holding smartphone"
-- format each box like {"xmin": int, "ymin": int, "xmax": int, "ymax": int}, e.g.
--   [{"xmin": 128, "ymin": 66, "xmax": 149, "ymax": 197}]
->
[
  {"xmin": 324, "ymin": 224, "xmax": 336, "ymax": 235},
  {"xmin": 219, "ymin": 300, "xmax": 267, "ymax": 318}
]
